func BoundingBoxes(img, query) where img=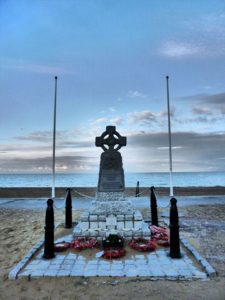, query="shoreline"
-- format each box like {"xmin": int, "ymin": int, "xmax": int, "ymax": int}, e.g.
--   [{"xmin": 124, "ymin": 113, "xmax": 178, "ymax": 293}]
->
[{"xmin": 0, "ymin": 186, "xmax": 225, "ymax": 198}]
